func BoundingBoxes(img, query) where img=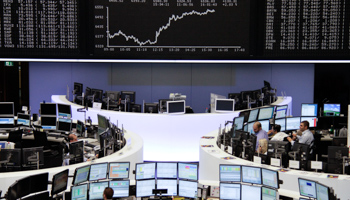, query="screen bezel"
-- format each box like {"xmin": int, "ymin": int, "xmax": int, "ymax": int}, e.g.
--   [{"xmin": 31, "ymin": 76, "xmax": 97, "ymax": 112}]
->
[
  {"xmin": 51, "ymin": 169, "xmax": 69, "ymax": 196},
  {"xmin": 71, "ymin": 184, "xmax": 88, "ymax": 200},
  {"xmin": 258, "ymin": 106, "xmax": 275, "ymax": 120},
  {"xmin": 89, "ymin": 162, "xmax": 109, "ymax": 182},
  {"xmin": 219, "ymin": 164, "xmax": 241, "ymax": 182},
  {"xmin": 73, "ymin": 165, "xmax": 91, "ymax": 185},
  {"xmin": 135, "ymin": 162, "xmax": 156, "ymax": 180},
  {"xmin": 110, "ymin": 180, "xmax": 130, "ymax": 198},
  {"xmin": 17, "ymin": 113, "xmax": 31, "ymax": 127},
  {"xmin": 323, "ymin": 103, "xmax": 341, "ymax": 117},
  {"xmin": 241, "ymin": 165, "xmax": 262, "ymax": 185},
  {"xmin": 286, "ymin": 116, "xmax": 301, "ymax": 131},
  {"xmin": 275, "ymin": 105, "xmax": 288, "ymax": 119},
  {"xmin": 156, "ymin": 179, "xmax": 178, "ymax": 196},
  {"xmin": 166, "ymin": 100, "xmax": 186, "ymax": 114},
  {"xmin": 178, "ymin": 180, "xmax": 198, "ymax": 199},
  {"xmin": 89, "ymin": 181, "xmax": 110, "ymax": 200},
  {"xmin": 301, "ymin": 103, "xmax": 318, "ymax": 116},
  {"xmin": 135, "ymin": 179, "xmax": 156, "ymax": 197},
  {"xmin": 40, "ymin": 103, "xmax": 57, "ymax": 116},
  {"xmin": 156, "ymin": 162, "xmax": 178, "ymax": 179},
  {"xmin": 215, "ymin": 98, "xmax": 235, "ymax": 112},
  {"xmin": 108, "ymin": 162, "xmax": 130, "ymax": 179},
  {"xmin": 248, "ymin": 108, "xmax": 259, "ymax": 122},
  {"xmin": 57, "ymin": 103, "xmax": 72, "ymax": 118},
  {"xmin": 261, "ymin": 168, "xmax": 279, "ymax": 189},
  {"xmin": 0, "ymin": 102, "xmax": 14, "ymax": 116},
  {"xmin": 298, "ymin": 178, "xmax": 317, "ymax": 199},
  {"xmin": 178, "ymin": 162, "xmax": 198, "ymax": 181}
]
